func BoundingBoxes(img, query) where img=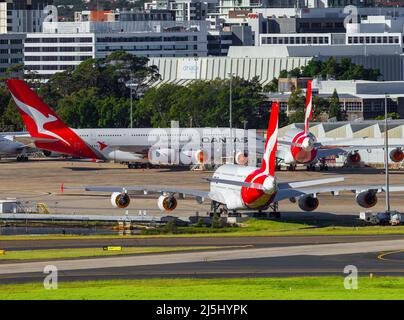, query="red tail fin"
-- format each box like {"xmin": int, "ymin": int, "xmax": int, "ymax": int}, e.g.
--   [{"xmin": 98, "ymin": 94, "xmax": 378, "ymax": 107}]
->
[
  {"xmin": 5, "ymin": 79, "xmax": 100, "ymax": 159},
  {"xmin": 262, "ymin": 102, "xmax": 279, "ymax": 176},
  {"xmin": 304, "ymin": 80, "xmax": 313, "ymax": 135}
]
